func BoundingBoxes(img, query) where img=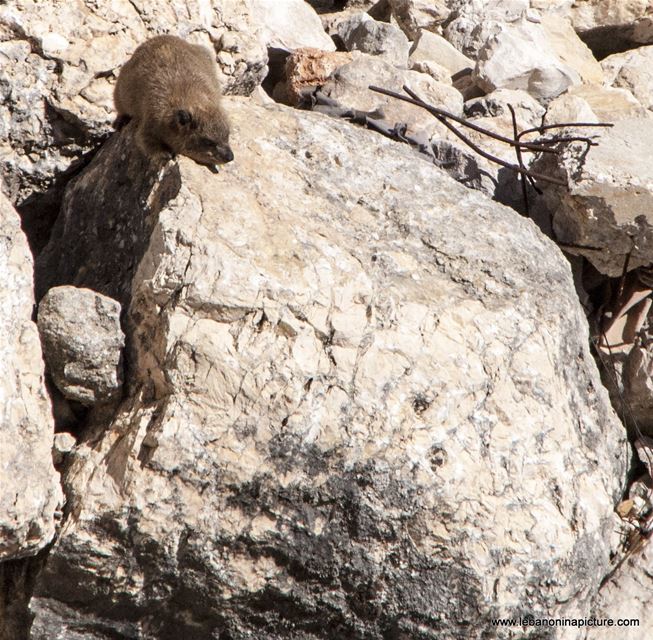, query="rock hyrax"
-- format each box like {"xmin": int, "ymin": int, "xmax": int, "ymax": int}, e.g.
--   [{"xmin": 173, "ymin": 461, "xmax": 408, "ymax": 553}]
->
[{"xmin": 114, "ymin": 35, "xmax": 234, "ymax": 166}]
